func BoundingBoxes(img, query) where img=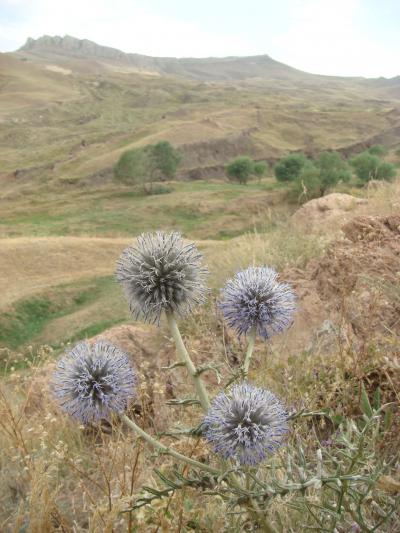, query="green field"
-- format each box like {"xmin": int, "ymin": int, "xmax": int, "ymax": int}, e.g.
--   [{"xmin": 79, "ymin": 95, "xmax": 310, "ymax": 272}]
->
[{"xmin": 0, "ymin": 179, "xmax": 288, "ymax": 239}]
